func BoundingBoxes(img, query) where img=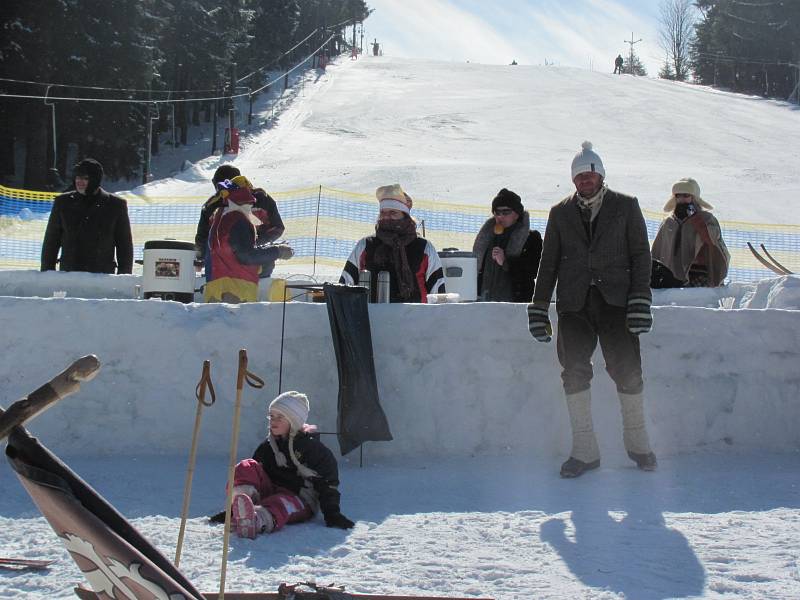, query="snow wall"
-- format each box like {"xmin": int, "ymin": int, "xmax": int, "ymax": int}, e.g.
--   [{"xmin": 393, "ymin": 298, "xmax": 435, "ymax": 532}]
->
[{"xmin": 1, "ymin": 273, "xmax": 799, "ymax": 463}]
